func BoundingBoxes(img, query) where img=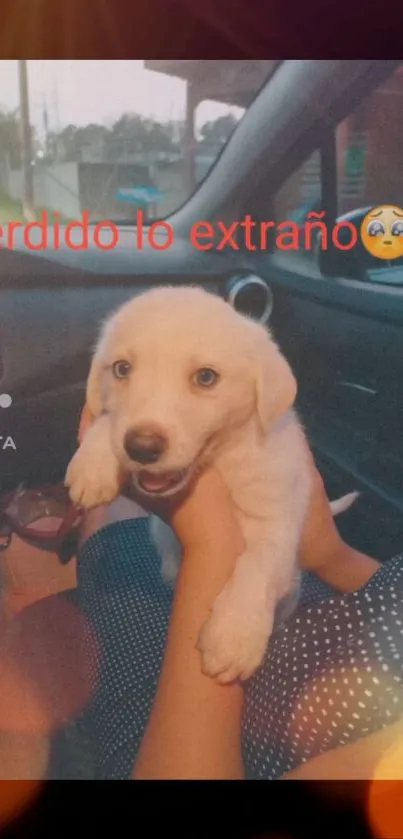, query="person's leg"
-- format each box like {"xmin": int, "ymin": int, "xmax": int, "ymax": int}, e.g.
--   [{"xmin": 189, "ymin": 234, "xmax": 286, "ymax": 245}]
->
[
  {"xmin": 74, "ymin": 501, "xmax": 403, "ymax": 781},
  {"xmin": 78, "ymin": 497, "xmax": 148, "ymax": 546},
  {"xmin": 74, "ymin": 510, "xmax": 343, "ymax": 780},
  {"xmin": 0, "ymin": 496, "xmax": 153, "ymax": 780},
  {"xmin": 0, "ymin": 533, "xmax": 77, "ymax": 619},
  {"xmin": 77, "ymin": 514, "xmax": 173, "ymax": 779},
  {"xmin": 243, "ymin": 554, "xmax": 403, "ymax": 779},
  {"xmin": 0, "ymin": 583, "xmax": 94, "ymax": 779}
]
